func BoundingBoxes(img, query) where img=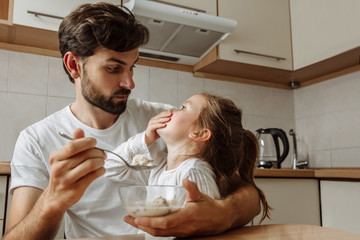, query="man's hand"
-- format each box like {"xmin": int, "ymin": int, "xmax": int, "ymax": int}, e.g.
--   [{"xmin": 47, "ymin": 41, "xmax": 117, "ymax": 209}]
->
[
  {"xmin": 4, "ymin": 128, "xmax": 107, "ymax": 240},
  {"xmin": 45, "ymin": 128, "xmax": 106, "ymax": 212},
  {"xmin": 144, "ymin": 110, "xmax": 172, "ymax": 146},
  {"xmin": 124, "ymin": 179, "xmax": 232, "ymax": 237}
]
